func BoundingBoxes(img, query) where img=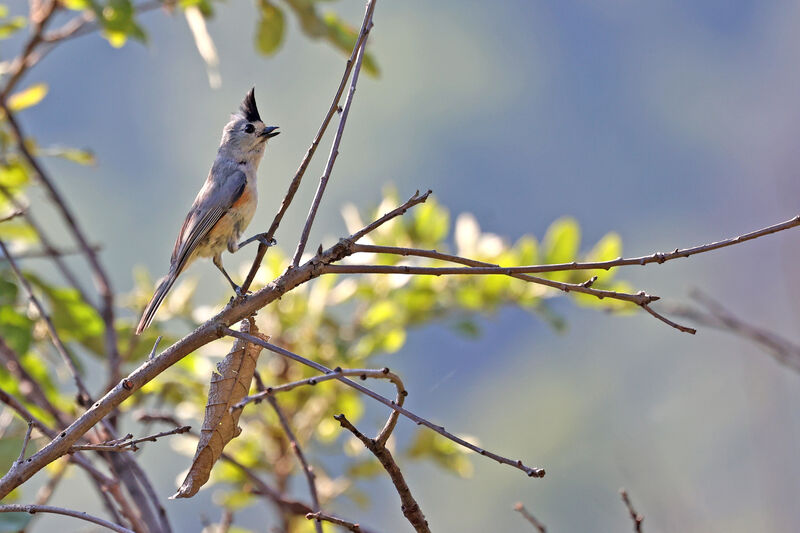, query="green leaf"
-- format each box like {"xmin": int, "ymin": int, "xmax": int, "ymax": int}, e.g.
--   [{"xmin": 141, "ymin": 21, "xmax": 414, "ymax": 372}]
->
[
  {"xmin": 7, "ymin": 83, "xmax": 47, "ymax": 111},
  {"xmin": 542, "ymin": 217, "xmax": 580, "ymax": 282},
  {"xmin": 255, "ymin": 0, "xmax": 285, "ymax": 56}
]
